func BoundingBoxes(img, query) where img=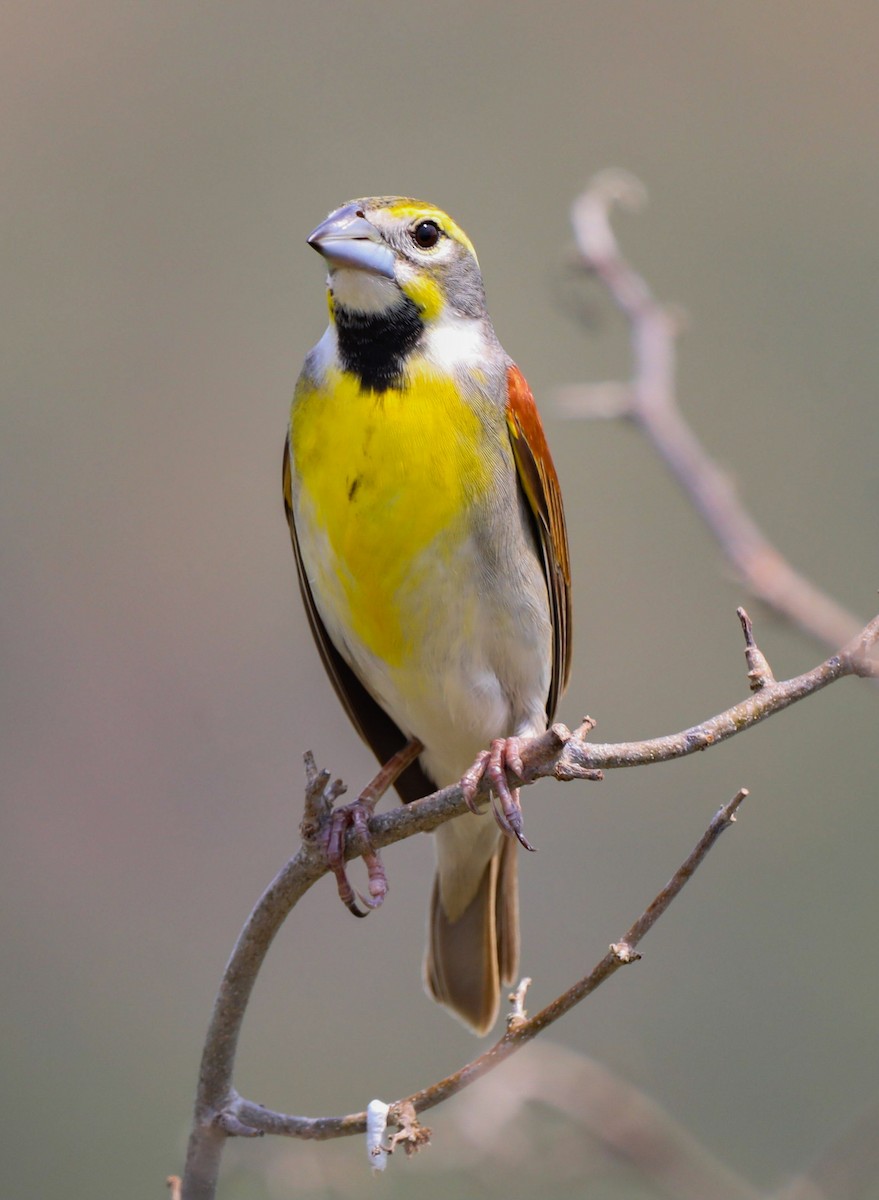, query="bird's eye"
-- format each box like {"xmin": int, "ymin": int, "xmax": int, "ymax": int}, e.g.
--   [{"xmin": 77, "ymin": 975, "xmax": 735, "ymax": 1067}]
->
[{"xmin": 411, "ymin": 220, "xmax": 441, "ymax": 249}]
